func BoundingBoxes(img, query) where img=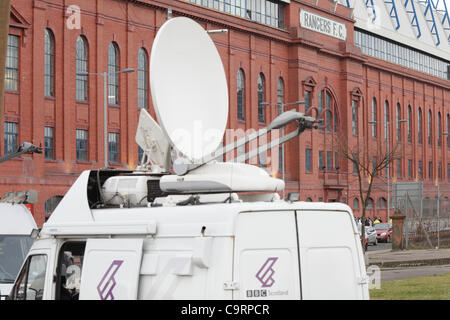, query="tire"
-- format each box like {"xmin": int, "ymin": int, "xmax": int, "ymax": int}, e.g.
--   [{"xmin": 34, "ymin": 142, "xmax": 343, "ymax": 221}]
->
[{"xmin": 374, "ymin": 238, "xmax": 377, "ymax": 246}]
